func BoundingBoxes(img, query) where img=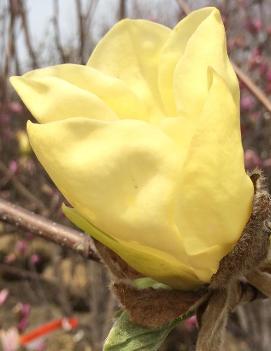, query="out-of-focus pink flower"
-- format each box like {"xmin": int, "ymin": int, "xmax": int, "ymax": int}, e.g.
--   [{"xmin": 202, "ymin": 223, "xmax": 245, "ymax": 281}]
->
[
  {"xmin": 249, "ymin": 48, "xmax": 263, "ymax": 67},
  {"xmin": 259, "ymin": 62, "xmax": 268, "ymax": 76},
  {"xmin": 246, "ymin": 19, "xmax": 262, "ymax": 33},
  {"xmin": 15, "ymin": 240, "xmax": 28, "ymax": 255},
  {"xmin": 4, "ymin": 253, "xmax": 16, "ymax": 264},
  {"xmin": 30, "ymin": 254, "xmax": 40, "ymax": 266},
  {"xmin": 20, "ymin": 304, "xmax": 31, "ymax": 319},
  {"xmin": 18, "ymin": 318, "xmax": 29, "ymax": 333},
  {"xmin": 263, "ymin": 158, "xmax": 271, "ymax": 168},
  {"xmin": 228, "ymin": 36, "xmax": 246, "ymax": 50},
  {"xmin": 17, "ymin": 304, "xmax": 31, "ymax": 332},
  {"xmin": 245, "ymin": 149, "xmax": 262, "ymax": 170},
  {"xmin": 0, "ymin": 113, "xmax": 10, "ymax": 124},
  {"xmin": 0, "ymin": 328, "xmax": 19, "ymax": 351},
  {"xmin": 184, "ymin": 315, "xmax": 198, "ymax": 332},
  {"xmin": 266, "ymin": 83, "xmax": 271, "ymax": 94},
  {"xmin": 266, "ymin": 68, "xmax": 271, "ymax": 82},
  {"xmin": 241, "ymin": 95, "xmax": 256, "ymax": 111},
  {"xmin": 238, "ymin": 0, "xmax": 249, "ymax": 6},
  {"xmin": 26, "ymin": 233, "xmax": 34, "ymax": 240},
  {"xmin": 0, "ymin": 289, "xmax": 9, "ymax": 306},
  {"xmin": 8, "ymin": 160, "xmax": 18, "ymax": 175},
  {"xmin": 8, "ymin": 102, "xmax": 23, "ymax": 114}
]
